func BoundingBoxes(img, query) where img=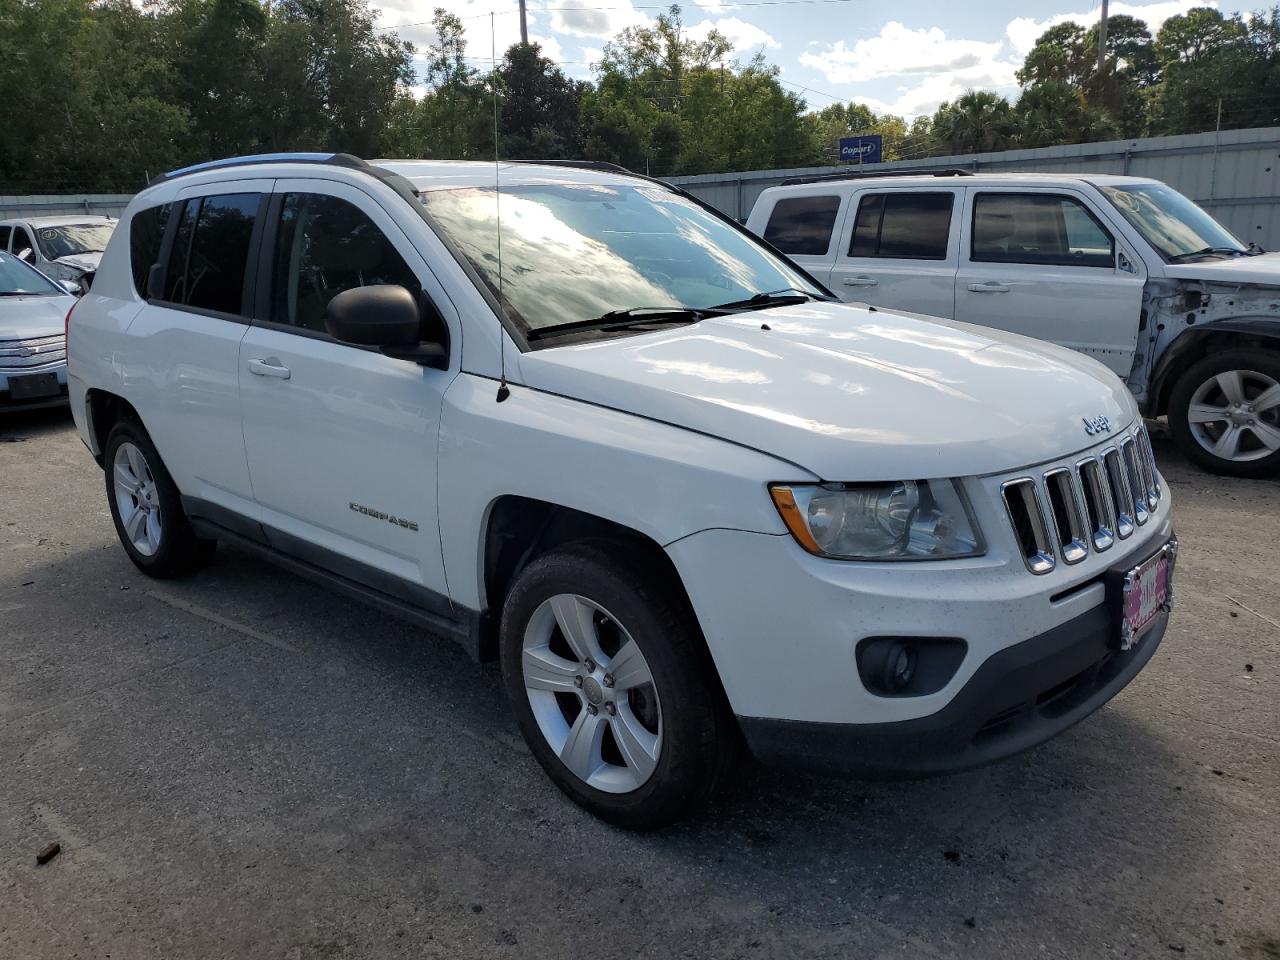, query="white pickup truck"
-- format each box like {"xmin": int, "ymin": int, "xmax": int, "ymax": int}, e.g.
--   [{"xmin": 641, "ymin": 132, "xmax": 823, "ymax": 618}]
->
[
  {"xmin": 747, "ymin": 172, "xmax": 1280, "ymax": 477},
  {"xmin": 68, "ymin": 154, "xmax": 1174, "ymax": 827}
]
